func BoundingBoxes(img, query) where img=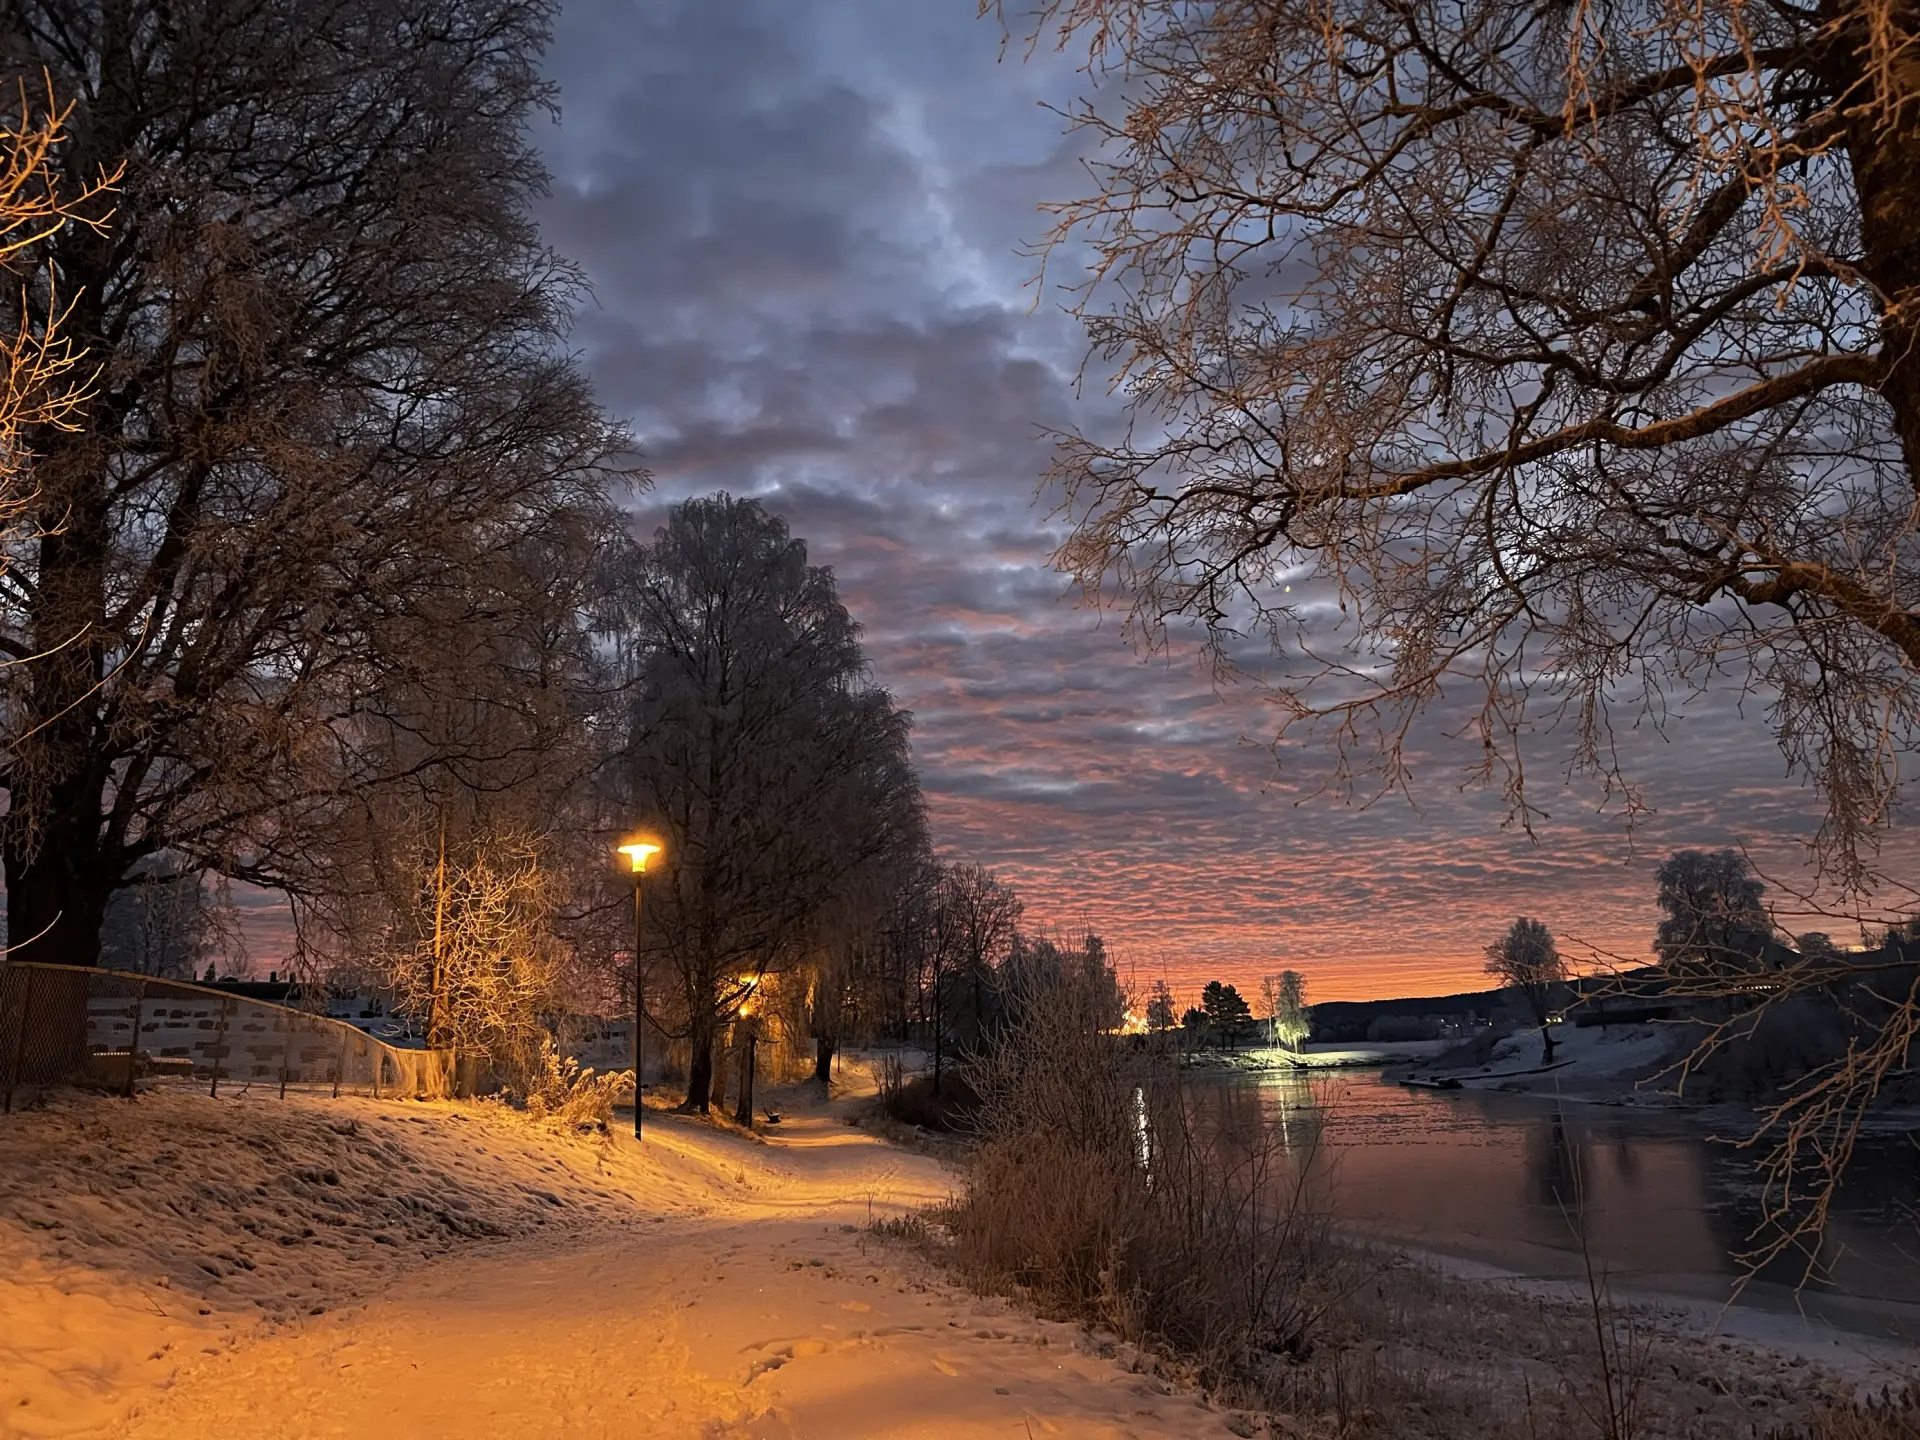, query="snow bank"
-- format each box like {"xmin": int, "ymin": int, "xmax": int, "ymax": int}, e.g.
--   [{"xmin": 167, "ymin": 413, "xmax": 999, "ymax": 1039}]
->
[
  {"xmin": 1404, "ymin": 1022, "xmax": 1681, "ymax": 1100},
  {"xmin": 0, "ymin": 1084, "xmax": 756, "ymax": 1436}
]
